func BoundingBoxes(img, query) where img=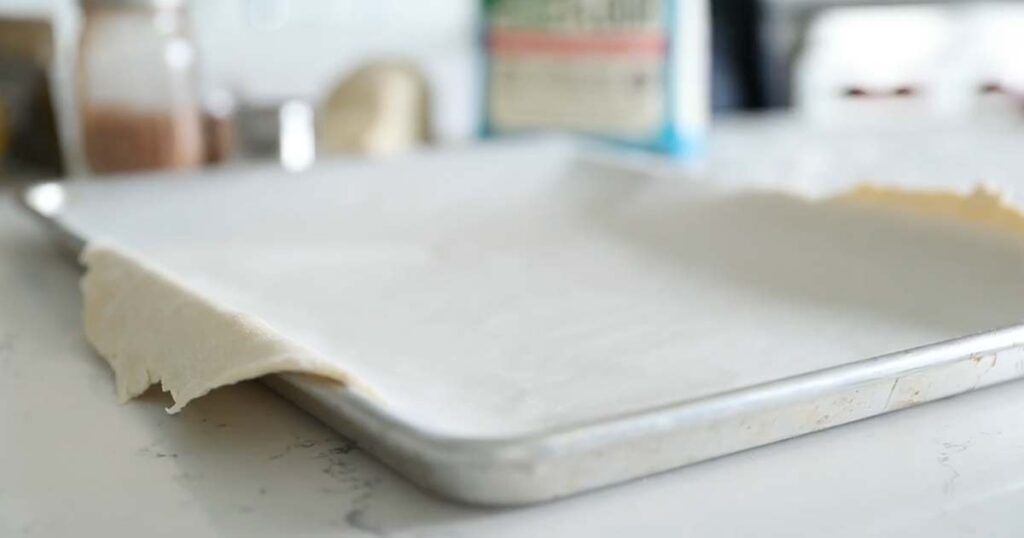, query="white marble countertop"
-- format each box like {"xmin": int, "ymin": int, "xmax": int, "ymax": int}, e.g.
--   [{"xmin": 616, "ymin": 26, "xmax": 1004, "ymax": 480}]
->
[{"xmin": 6, "ymin": 124, "xmax": 1024, "ymax": 536}]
